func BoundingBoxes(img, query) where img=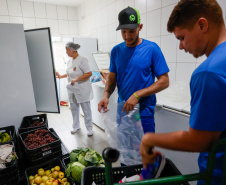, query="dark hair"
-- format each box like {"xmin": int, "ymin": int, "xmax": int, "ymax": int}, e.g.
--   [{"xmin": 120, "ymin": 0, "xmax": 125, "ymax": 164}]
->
[{"xmin": 167, "ymin": 0, "xmax": 224, "ymax": 32}]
